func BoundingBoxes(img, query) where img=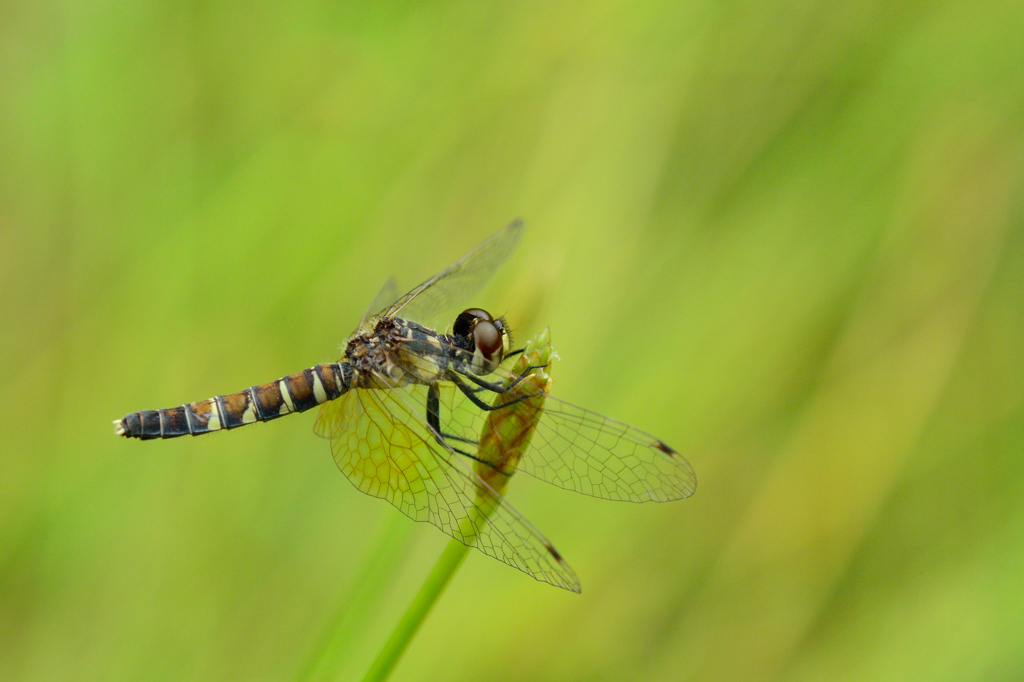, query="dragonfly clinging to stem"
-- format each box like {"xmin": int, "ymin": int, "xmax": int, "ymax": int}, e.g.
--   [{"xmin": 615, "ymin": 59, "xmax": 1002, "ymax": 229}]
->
[{"xmin": 114, "ymin": 220, "xmax": 696, "ymax": 592}]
